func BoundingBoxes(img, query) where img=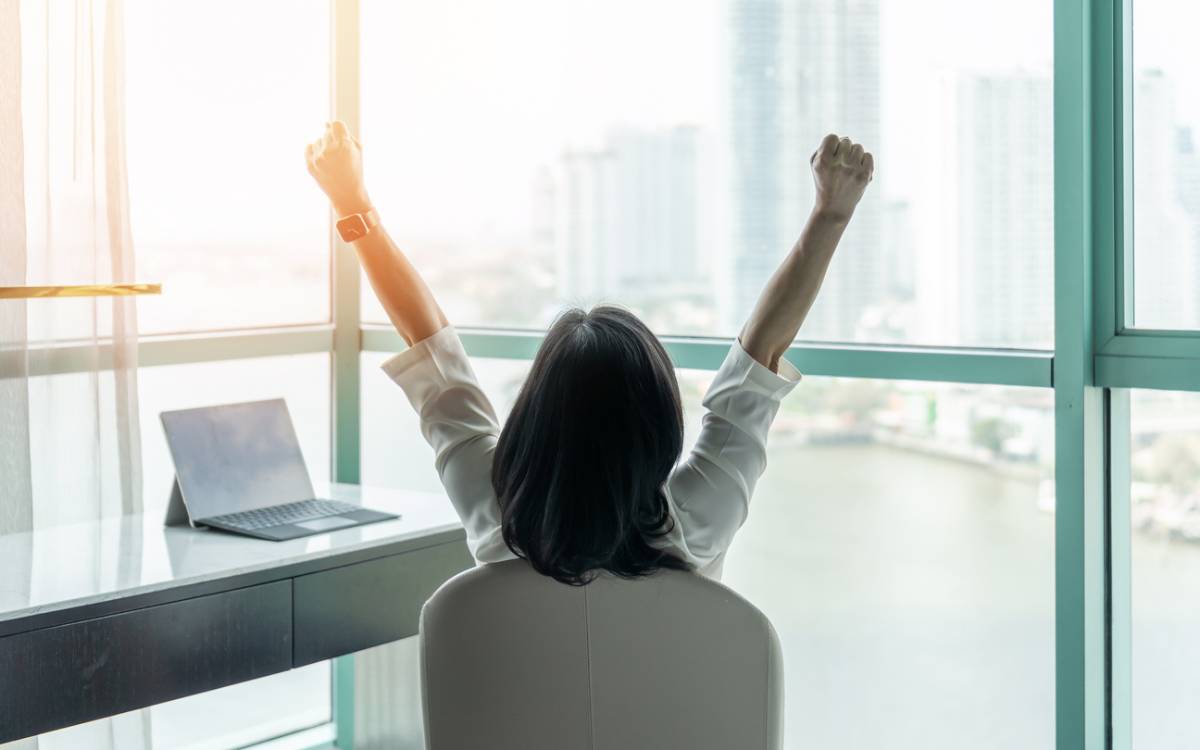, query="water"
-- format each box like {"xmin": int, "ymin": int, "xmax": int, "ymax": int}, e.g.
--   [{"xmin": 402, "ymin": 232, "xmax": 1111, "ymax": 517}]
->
[{"xmin": 723, "ymin": 444, "xmax": 1054, "ymax": 749}]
